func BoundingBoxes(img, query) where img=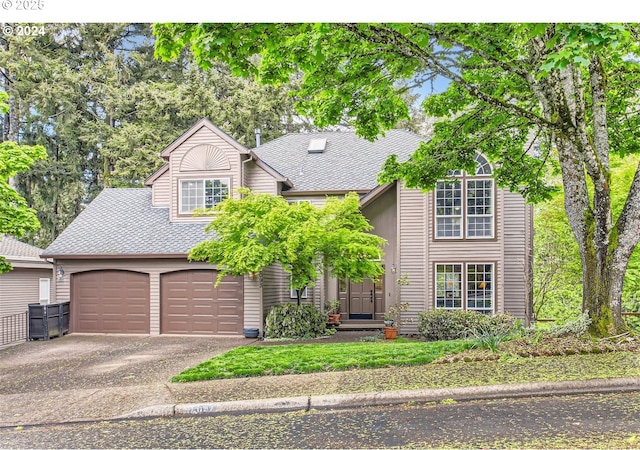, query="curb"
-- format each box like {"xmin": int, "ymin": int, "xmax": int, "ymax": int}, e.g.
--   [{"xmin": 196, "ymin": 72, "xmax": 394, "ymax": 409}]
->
[{"xmin": 120, "ymin": 376, "xmax": 640, "ymax": 420}]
